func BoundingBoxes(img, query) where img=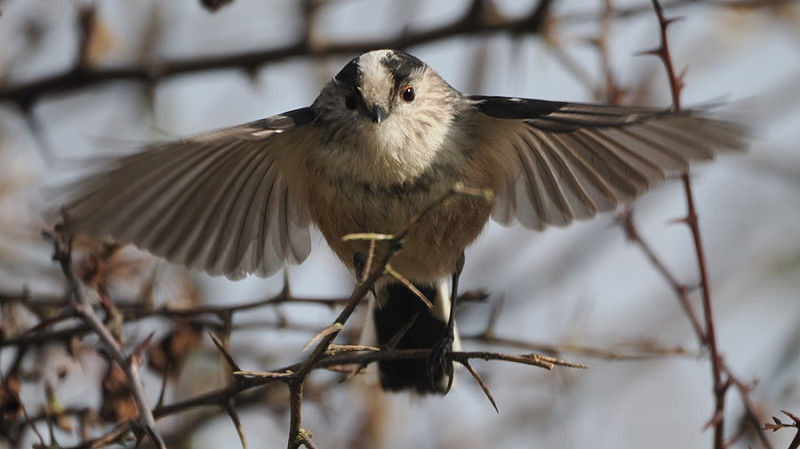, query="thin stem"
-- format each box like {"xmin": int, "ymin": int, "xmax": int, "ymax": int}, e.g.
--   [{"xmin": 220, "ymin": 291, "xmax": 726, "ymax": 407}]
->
[{"xmin": 48, "ymin": 231, "xmax": 166, "ymax": 449}]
